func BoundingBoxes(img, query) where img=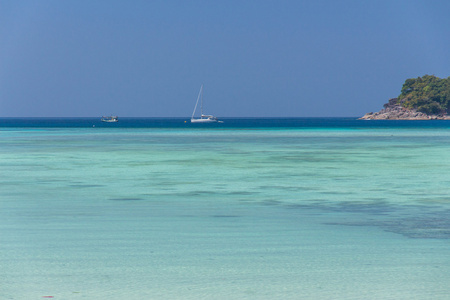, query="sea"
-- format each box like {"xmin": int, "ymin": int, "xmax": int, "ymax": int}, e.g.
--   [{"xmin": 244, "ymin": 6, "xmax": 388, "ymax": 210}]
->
[{"xmin": 1, "ymin": 118, "xmax": 450, "ymax": 299}]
